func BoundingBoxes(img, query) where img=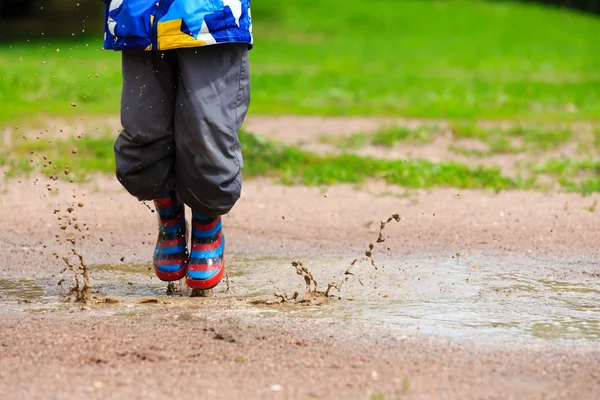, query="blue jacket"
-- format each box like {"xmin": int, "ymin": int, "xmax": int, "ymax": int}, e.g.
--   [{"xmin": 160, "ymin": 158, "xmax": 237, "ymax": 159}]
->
[{"xmin": 102, "ymin": 0, "xmax": 252, "ymax": 51}]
